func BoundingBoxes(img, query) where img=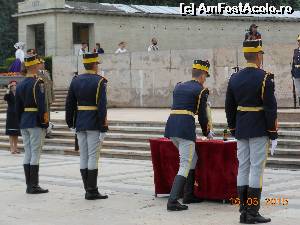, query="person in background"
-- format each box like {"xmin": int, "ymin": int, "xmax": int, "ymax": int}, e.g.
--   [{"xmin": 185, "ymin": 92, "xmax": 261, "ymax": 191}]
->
[
  {"xmin": 26, "ymin": 49, "xmax": 36, "ymax": 57},
  {"xmin": 148, "ymin": 38, "xmax": 159, "ymax": 52},
  {"xmin": 245, "ymin": 24, "xmax": 262, "ymax": 41},
  {"xmin": 4, "ymin": 81, "xmax": 21, "ymax": 154},
  {"xmin": 79, "ymin": 42, "xmax": 88, "ymax": 56},
  {"xmin": 94, "ymin": 43, "xmax": 104, "ymax": 54},
  {"xmin": 9, "ymin": 42, "xmax": 25, "ymax": 73},
  {"xmin": 115, "ymin": 42, "xmax": 127, "ymax": 54},
  {"xmin": 37, "ymin": 57, "xmax": 55, "ymax": 138},
  {"xmin": 291, "ymin": 34, "xmax": 300, "ymax": 106}
]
